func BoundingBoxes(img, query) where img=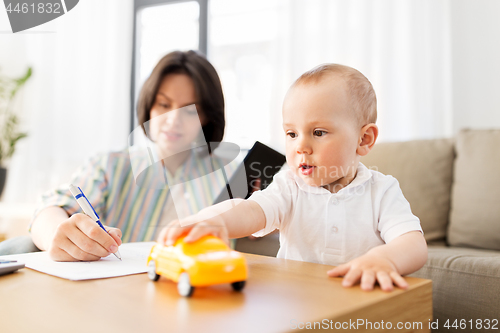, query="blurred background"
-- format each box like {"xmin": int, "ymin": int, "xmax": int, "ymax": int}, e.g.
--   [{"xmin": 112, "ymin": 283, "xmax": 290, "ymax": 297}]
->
[{"xmin": 0, "ymin": 0, "xmax": 499, "ymax": 212}]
